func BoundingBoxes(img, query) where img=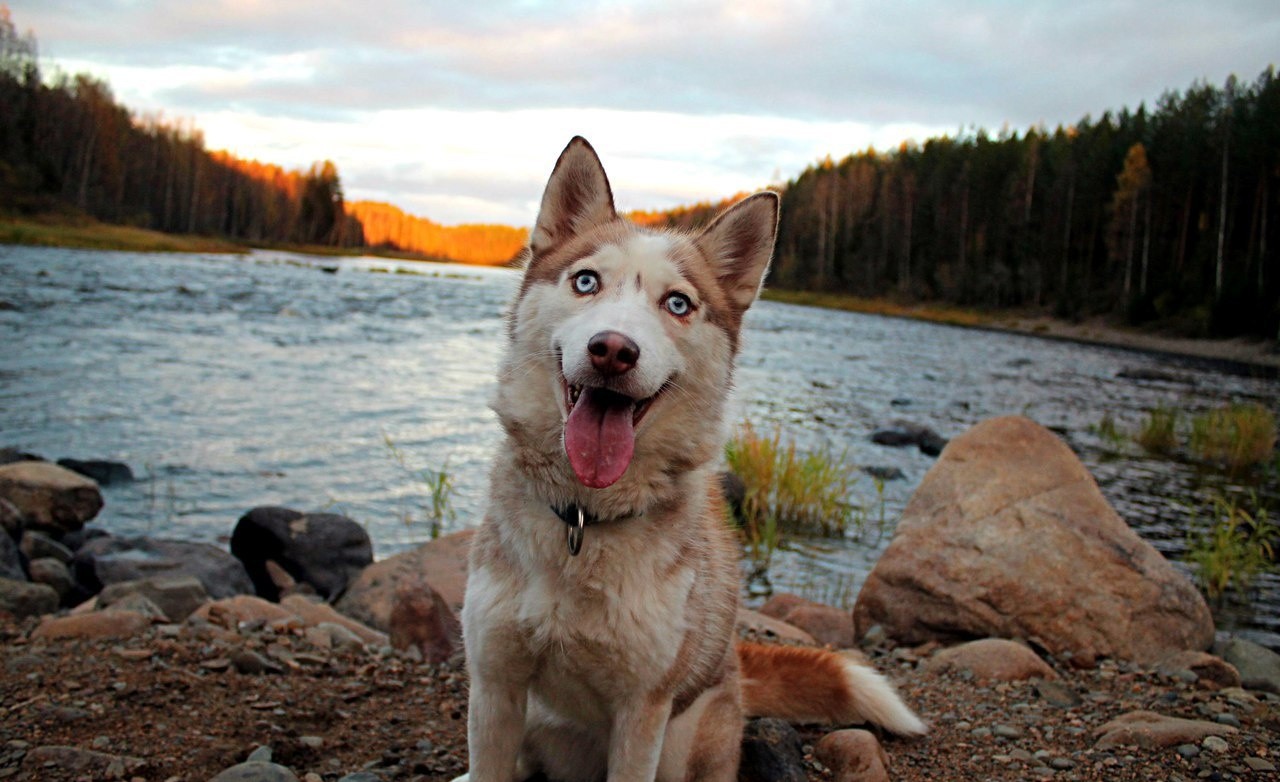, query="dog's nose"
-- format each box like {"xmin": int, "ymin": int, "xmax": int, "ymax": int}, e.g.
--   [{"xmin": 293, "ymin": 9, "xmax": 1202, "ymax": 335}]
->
[{"xmin": 587, "ymin": 331, "xmax": 640, "ymax": 376}]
